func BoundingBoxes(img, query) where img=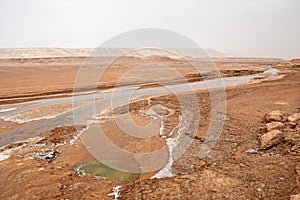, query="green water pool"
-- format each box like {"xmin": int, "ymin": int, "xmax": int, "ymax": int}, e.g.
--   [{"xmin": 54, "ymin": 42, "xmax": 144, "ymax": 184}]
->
[{"xmin": 74, "ymin": 161, "xmax": 140, "ymax": 182}]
